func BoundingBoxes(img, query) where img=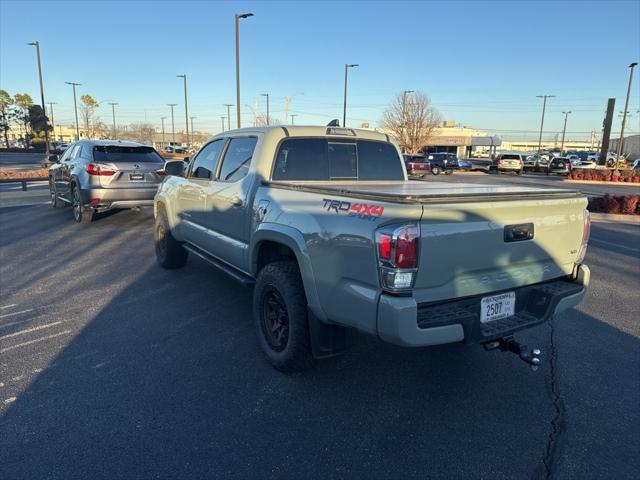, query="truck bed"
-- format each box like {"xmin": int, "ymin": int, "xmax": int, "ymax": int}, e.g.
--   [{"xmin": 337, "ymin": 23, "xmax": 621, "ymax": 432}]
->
[{"xmin": 266, "ymin": 180, "xmax": 581, "ymax": 204}]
